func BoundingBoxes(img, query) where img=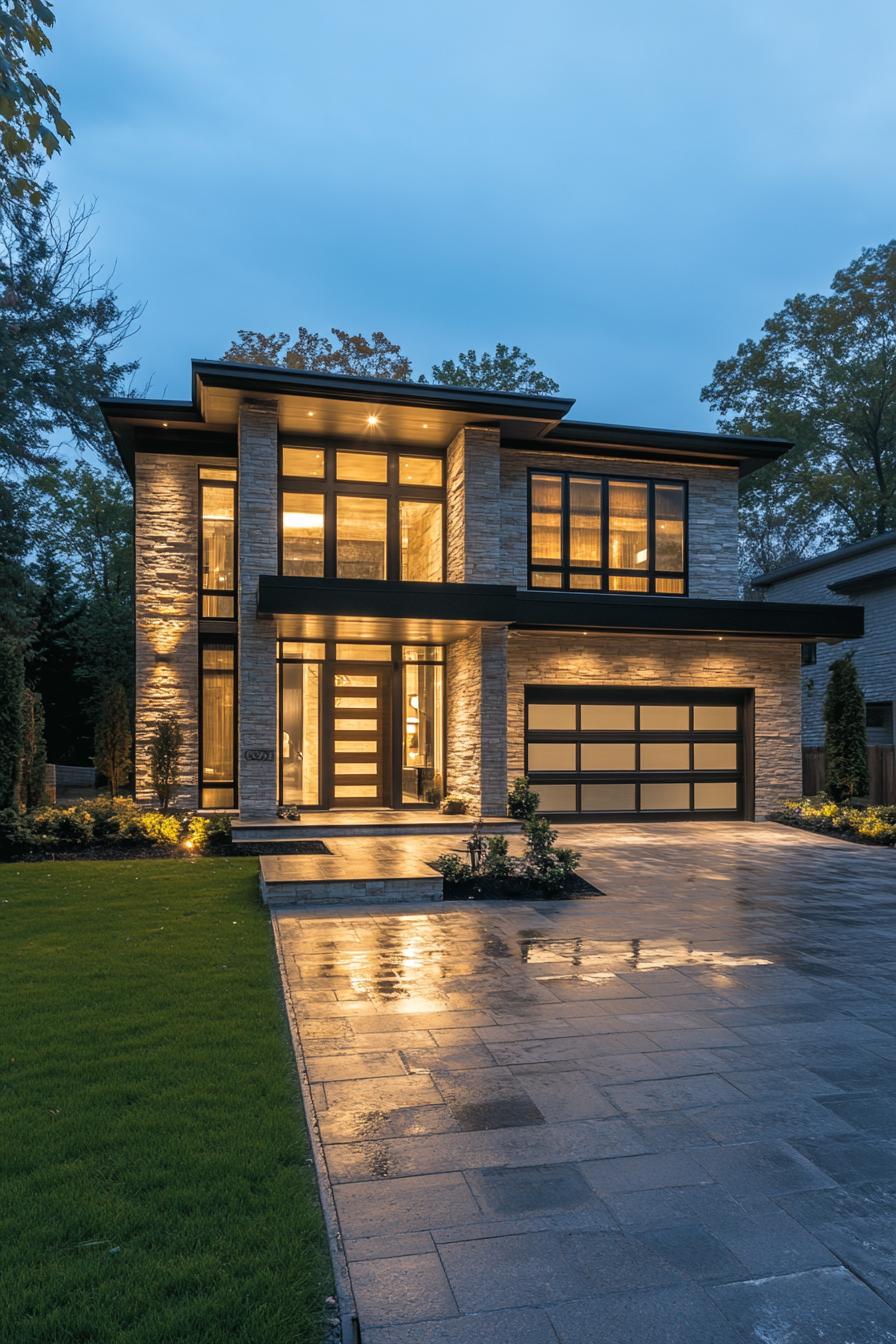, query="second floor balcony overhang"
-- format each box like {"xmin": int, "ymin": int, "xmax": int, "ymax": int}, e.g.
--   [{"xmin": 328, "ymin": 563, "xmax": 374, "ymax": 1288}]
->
[{"xmin": 256, "ymin": 575, "xmax": 864, "ymax": 646}]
